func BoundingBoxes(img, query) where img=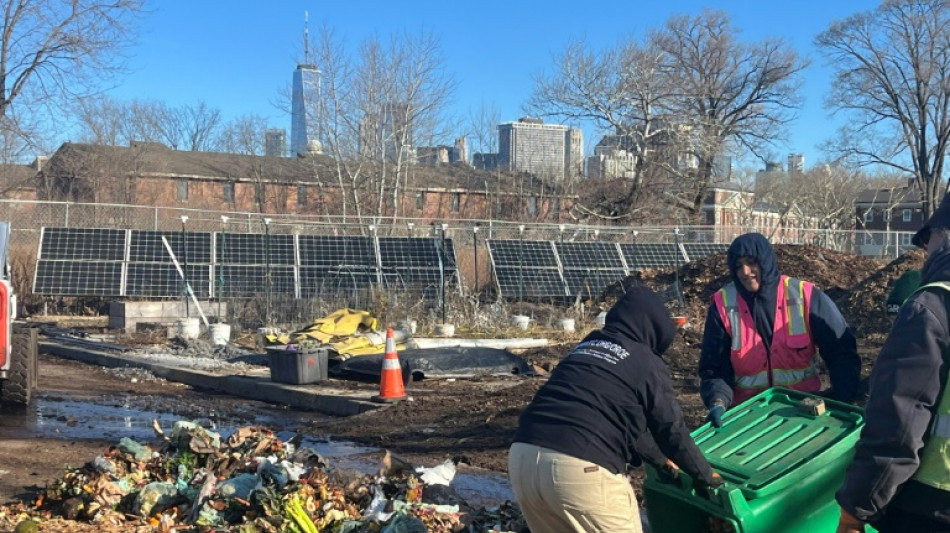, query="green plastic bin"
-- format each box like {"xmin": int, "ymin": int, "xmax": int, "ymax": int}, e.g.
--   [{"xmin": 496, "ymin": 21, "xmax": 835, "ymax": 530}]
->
[{"xmin": 643, "ymin": 388, "xmax": 876, "ymax": 533}]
